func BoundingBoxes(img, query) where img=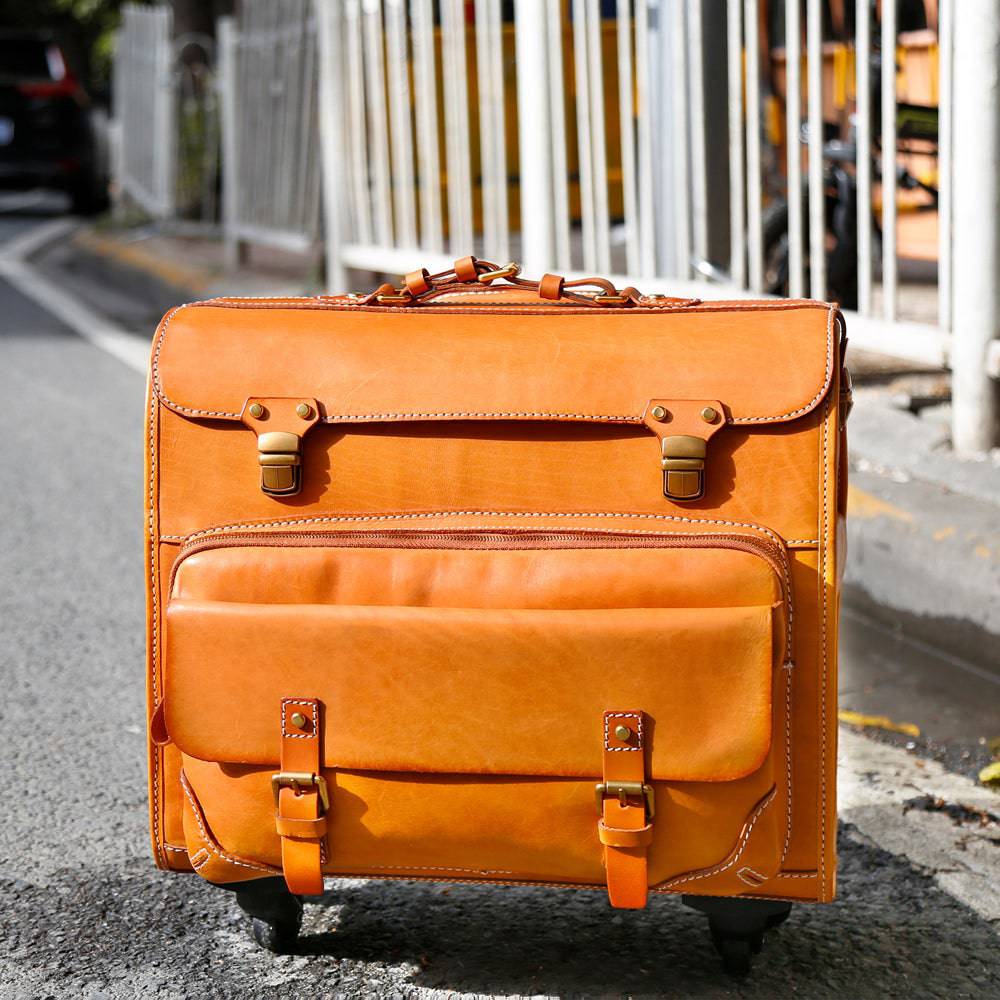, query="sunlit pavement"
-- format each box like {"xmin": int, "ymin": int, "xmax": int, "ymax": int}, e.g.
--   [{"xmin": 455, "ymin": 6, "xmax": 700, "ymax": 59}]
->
[{"xmin": 1, "ymin": 204, "xmax": 997, "ymax": 998}]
